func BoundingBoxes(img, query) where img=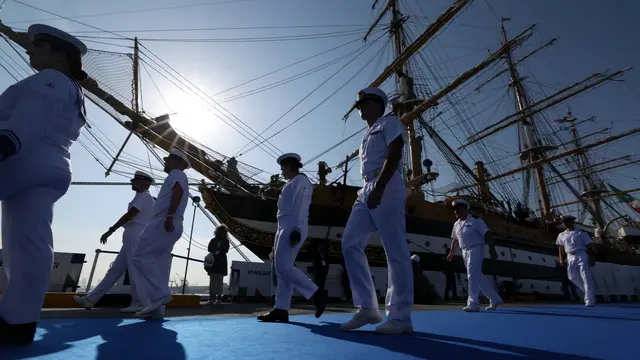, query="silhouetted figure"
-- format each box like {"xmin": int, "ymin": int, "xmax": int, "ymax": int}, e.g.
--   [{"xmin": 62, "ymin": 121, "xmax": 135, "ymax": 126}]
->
[
  {"xmin": 309, "ymin": 239, "xmax": 330, "ymax": 296},
  {"xmin": 556, "ymin": 259, "xmax": 579, "ymax": 302},
  {"xmin": 340, "ymin": 258, "xmax": 352, "ymax": 301},
  {"xmin": 411, "ymin": 255, "xmax": 432, "ymax": 304},
  {"xmin": 443, "ymin": 244, "xmax": 458, "ymax": 301}
]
